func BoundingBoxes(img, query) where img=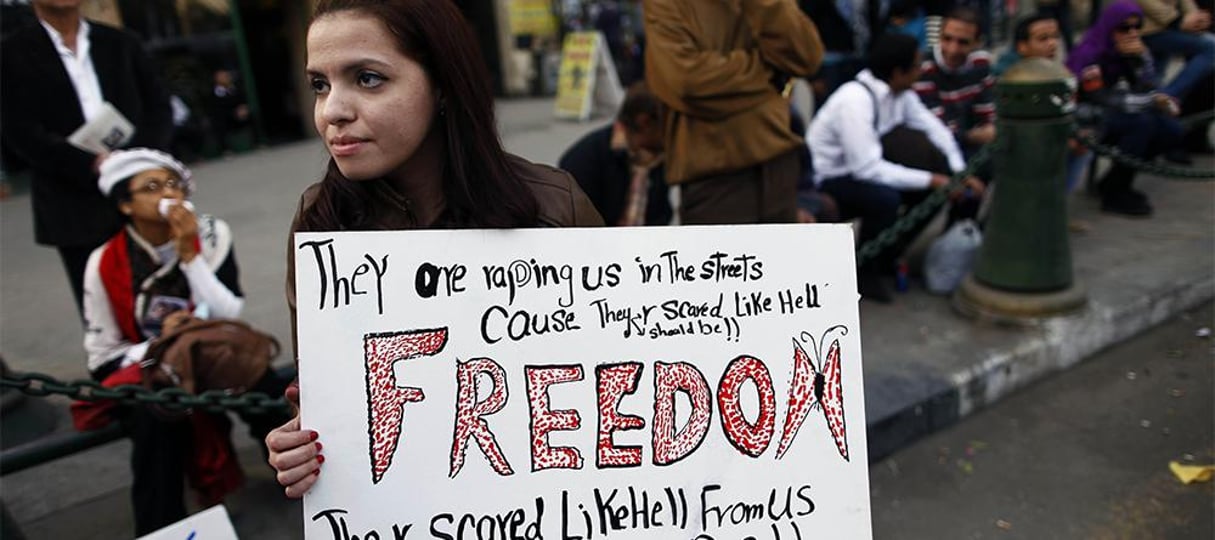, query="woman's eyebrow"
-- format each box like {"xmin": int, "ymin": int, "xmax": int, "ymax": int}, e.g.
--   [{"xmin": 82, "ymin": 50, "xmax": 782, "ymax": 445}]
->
[{"xmin": 306, "ymin": 58, "xmax": 394, "ymax": 77}]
